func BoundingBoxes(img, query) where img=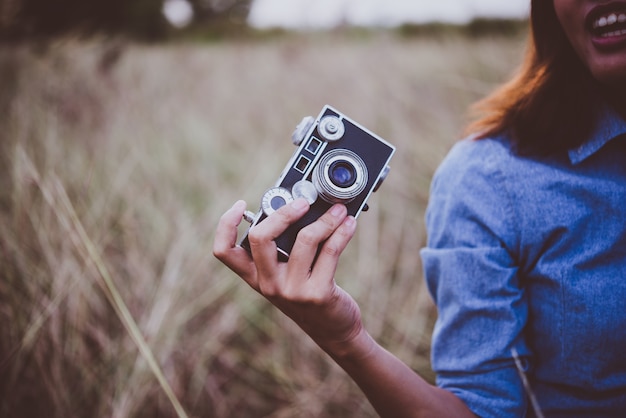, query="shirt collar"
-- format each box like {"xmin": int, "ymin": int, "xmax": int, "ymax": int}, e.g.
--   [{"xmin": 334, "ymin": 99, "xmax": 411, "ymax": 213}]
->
[{"xmin": 568, "ymin": 104, "xmax": 626, "ymax": 165}]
